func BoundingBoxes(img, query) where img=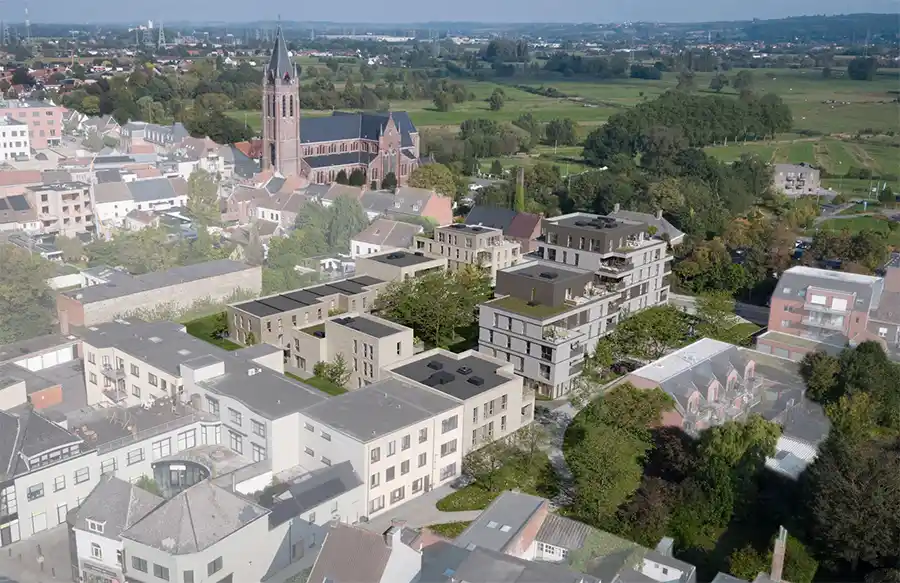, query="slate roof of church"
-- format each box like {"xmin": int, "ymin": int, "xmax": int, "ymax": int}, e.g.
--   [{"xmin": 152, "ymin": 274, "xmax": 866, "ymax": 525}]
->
[{"xmin": 299, "ymin": 111, "xmax": 417, "ymax": 146}]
